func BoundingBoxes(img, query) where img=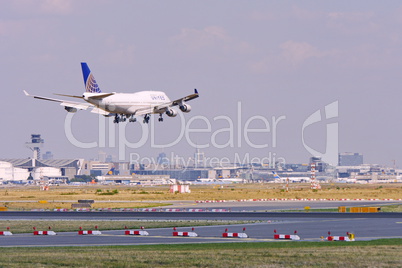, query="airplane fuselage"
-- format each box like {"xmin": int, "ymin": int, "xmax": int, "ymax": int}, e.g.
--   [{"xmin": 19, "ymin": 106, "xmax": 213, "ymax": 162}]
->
[{"xmin": 84, "ymin": 91, "xmax": 171, "ymax": 115}]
